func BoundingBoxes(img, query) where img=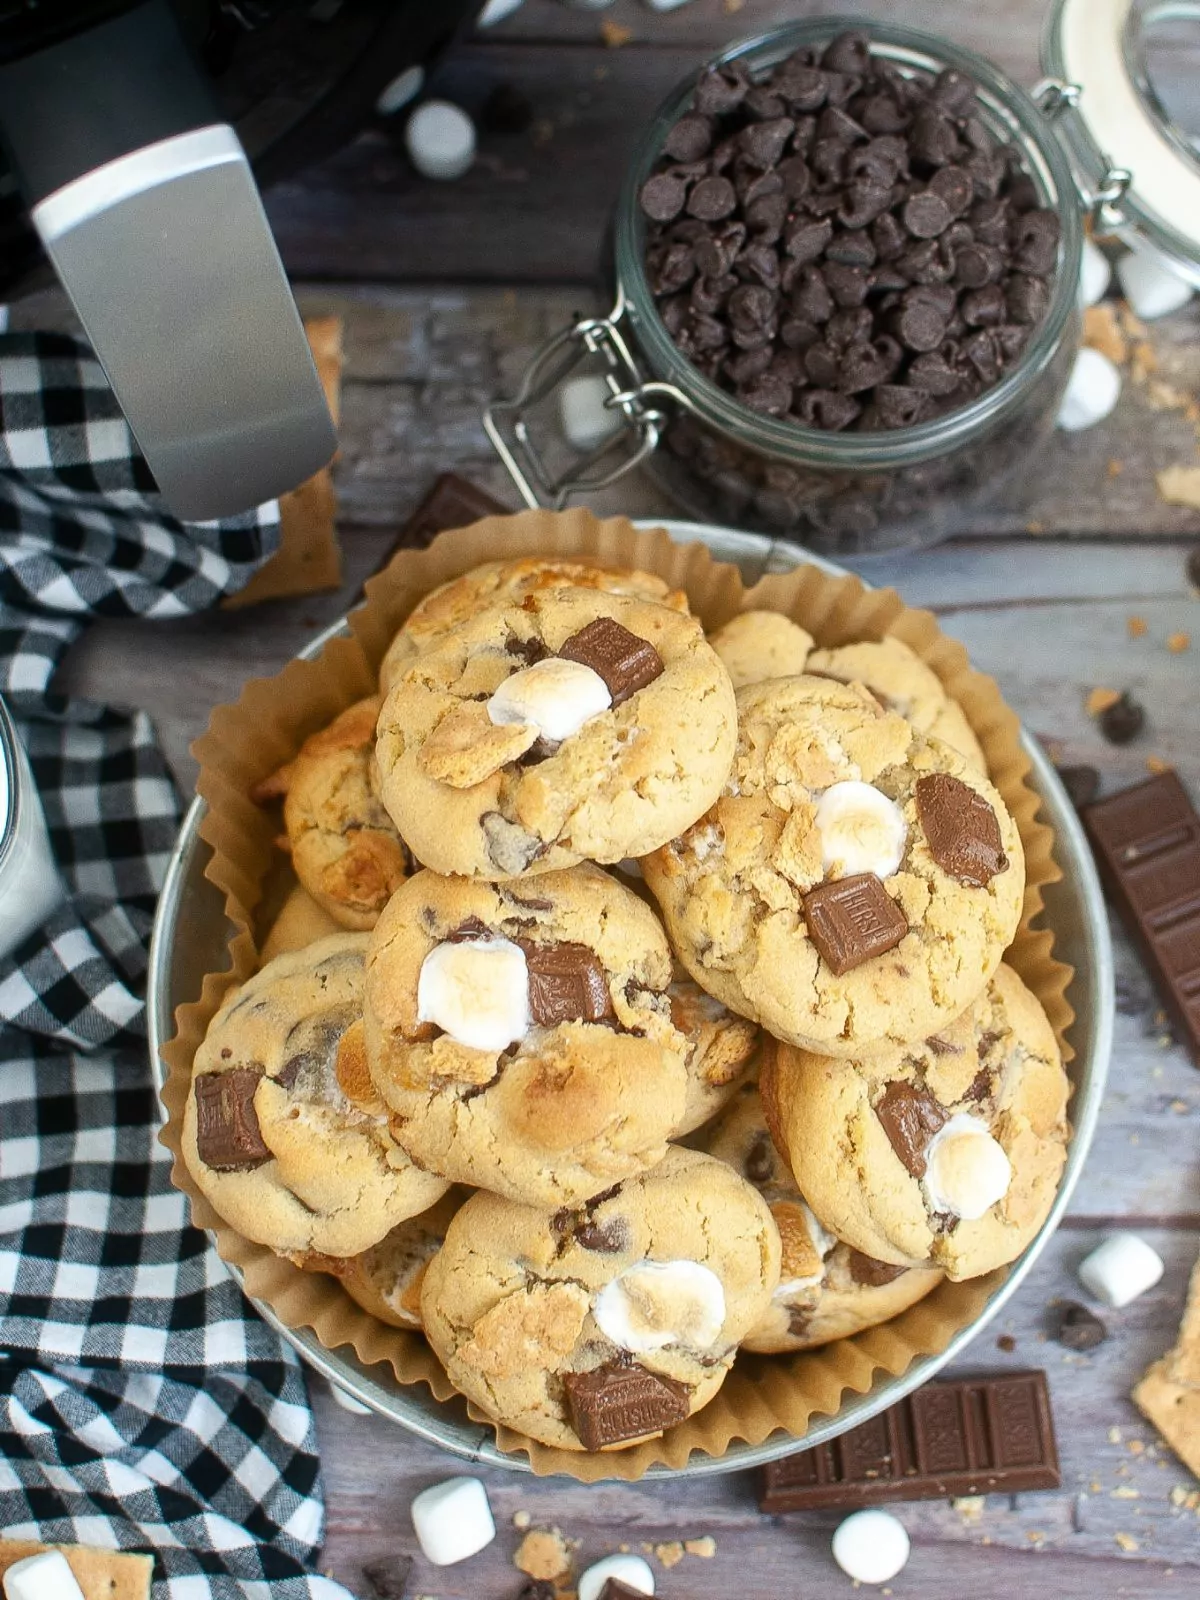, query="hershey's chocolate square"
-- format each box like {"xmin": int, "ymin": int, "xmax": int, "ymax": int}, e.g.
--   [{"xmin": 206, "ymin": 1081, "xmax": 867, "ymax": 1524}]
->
[
  {"xmin": 802, "ymin": 873, "xmax": 908, "ymax": 974},
  {"xmin": 916, "ymin": 773, "xmax": 1008, "ymax": 887},
  {"xmin": 194, "ymin": 1068, "xmax": 270, "ymax": 1171},
  {"xmin": 563, "ymin": 1361, "xmax": 689, "ymax": 1450},
  {"xmin": 598, "ymin": 1583, "xmax": 651, "ymax": 1600},
  {"xmin": 522, "ymin": 941, "xmax": 613, "ymax": 1026},
  {"xmin": 874, "ymin": 1080, "xmax": 950, "ymax": 1178},
  {"xmin": 558, "ymin": 617, "xmax": 664, "ymax": 706}
]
